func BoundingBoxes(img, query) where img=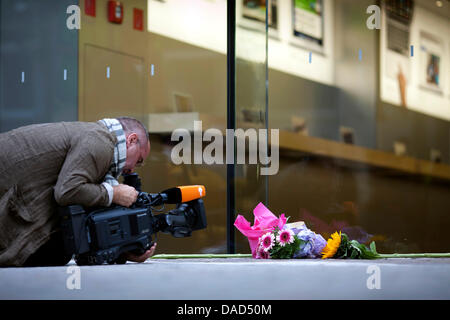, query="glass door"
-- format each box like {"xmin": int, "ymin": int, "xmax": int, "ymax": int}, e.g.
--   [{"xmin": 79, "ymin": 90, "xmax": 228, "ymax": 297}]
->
[{"xmin": 230, "ymin": 0, "xmax": 269, "ymax": 253}]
